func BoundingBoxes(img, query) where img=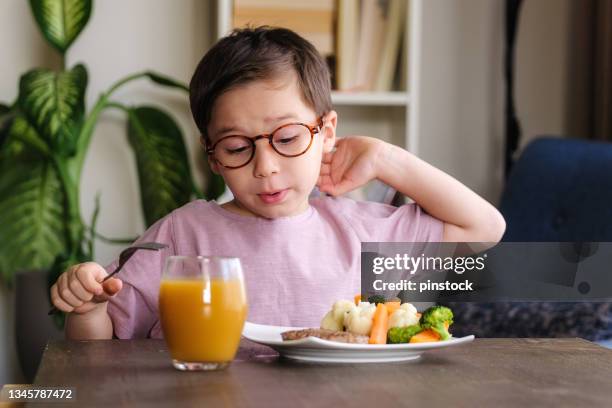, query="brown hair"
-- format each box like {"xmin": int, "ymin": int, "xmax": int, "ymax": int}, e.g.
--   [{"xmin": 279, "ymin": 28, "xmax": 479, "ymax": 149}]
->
[{"xmin": 189, "ymin": 26, "xmax": 332, "ymax": 143}]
